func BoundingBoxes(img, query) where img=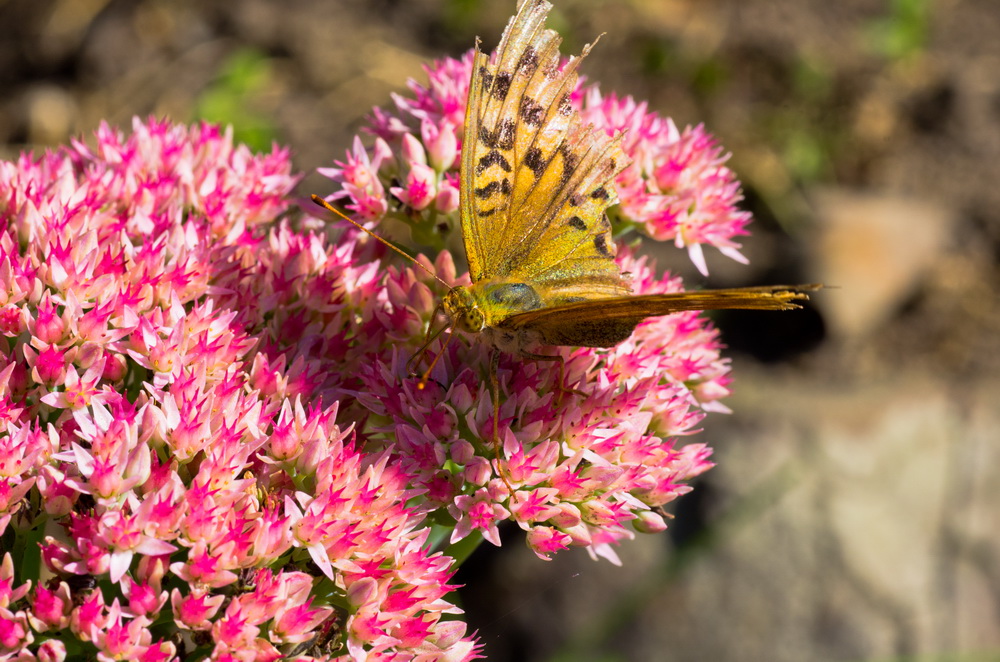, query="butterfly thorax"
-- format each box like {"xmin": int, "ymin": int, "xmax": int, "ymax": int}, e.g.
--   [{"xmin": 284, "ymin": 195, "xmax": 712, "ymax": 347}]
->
[{"xmin": 444, "ymin": 281, "xmax": 543, "ymax": 334}]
